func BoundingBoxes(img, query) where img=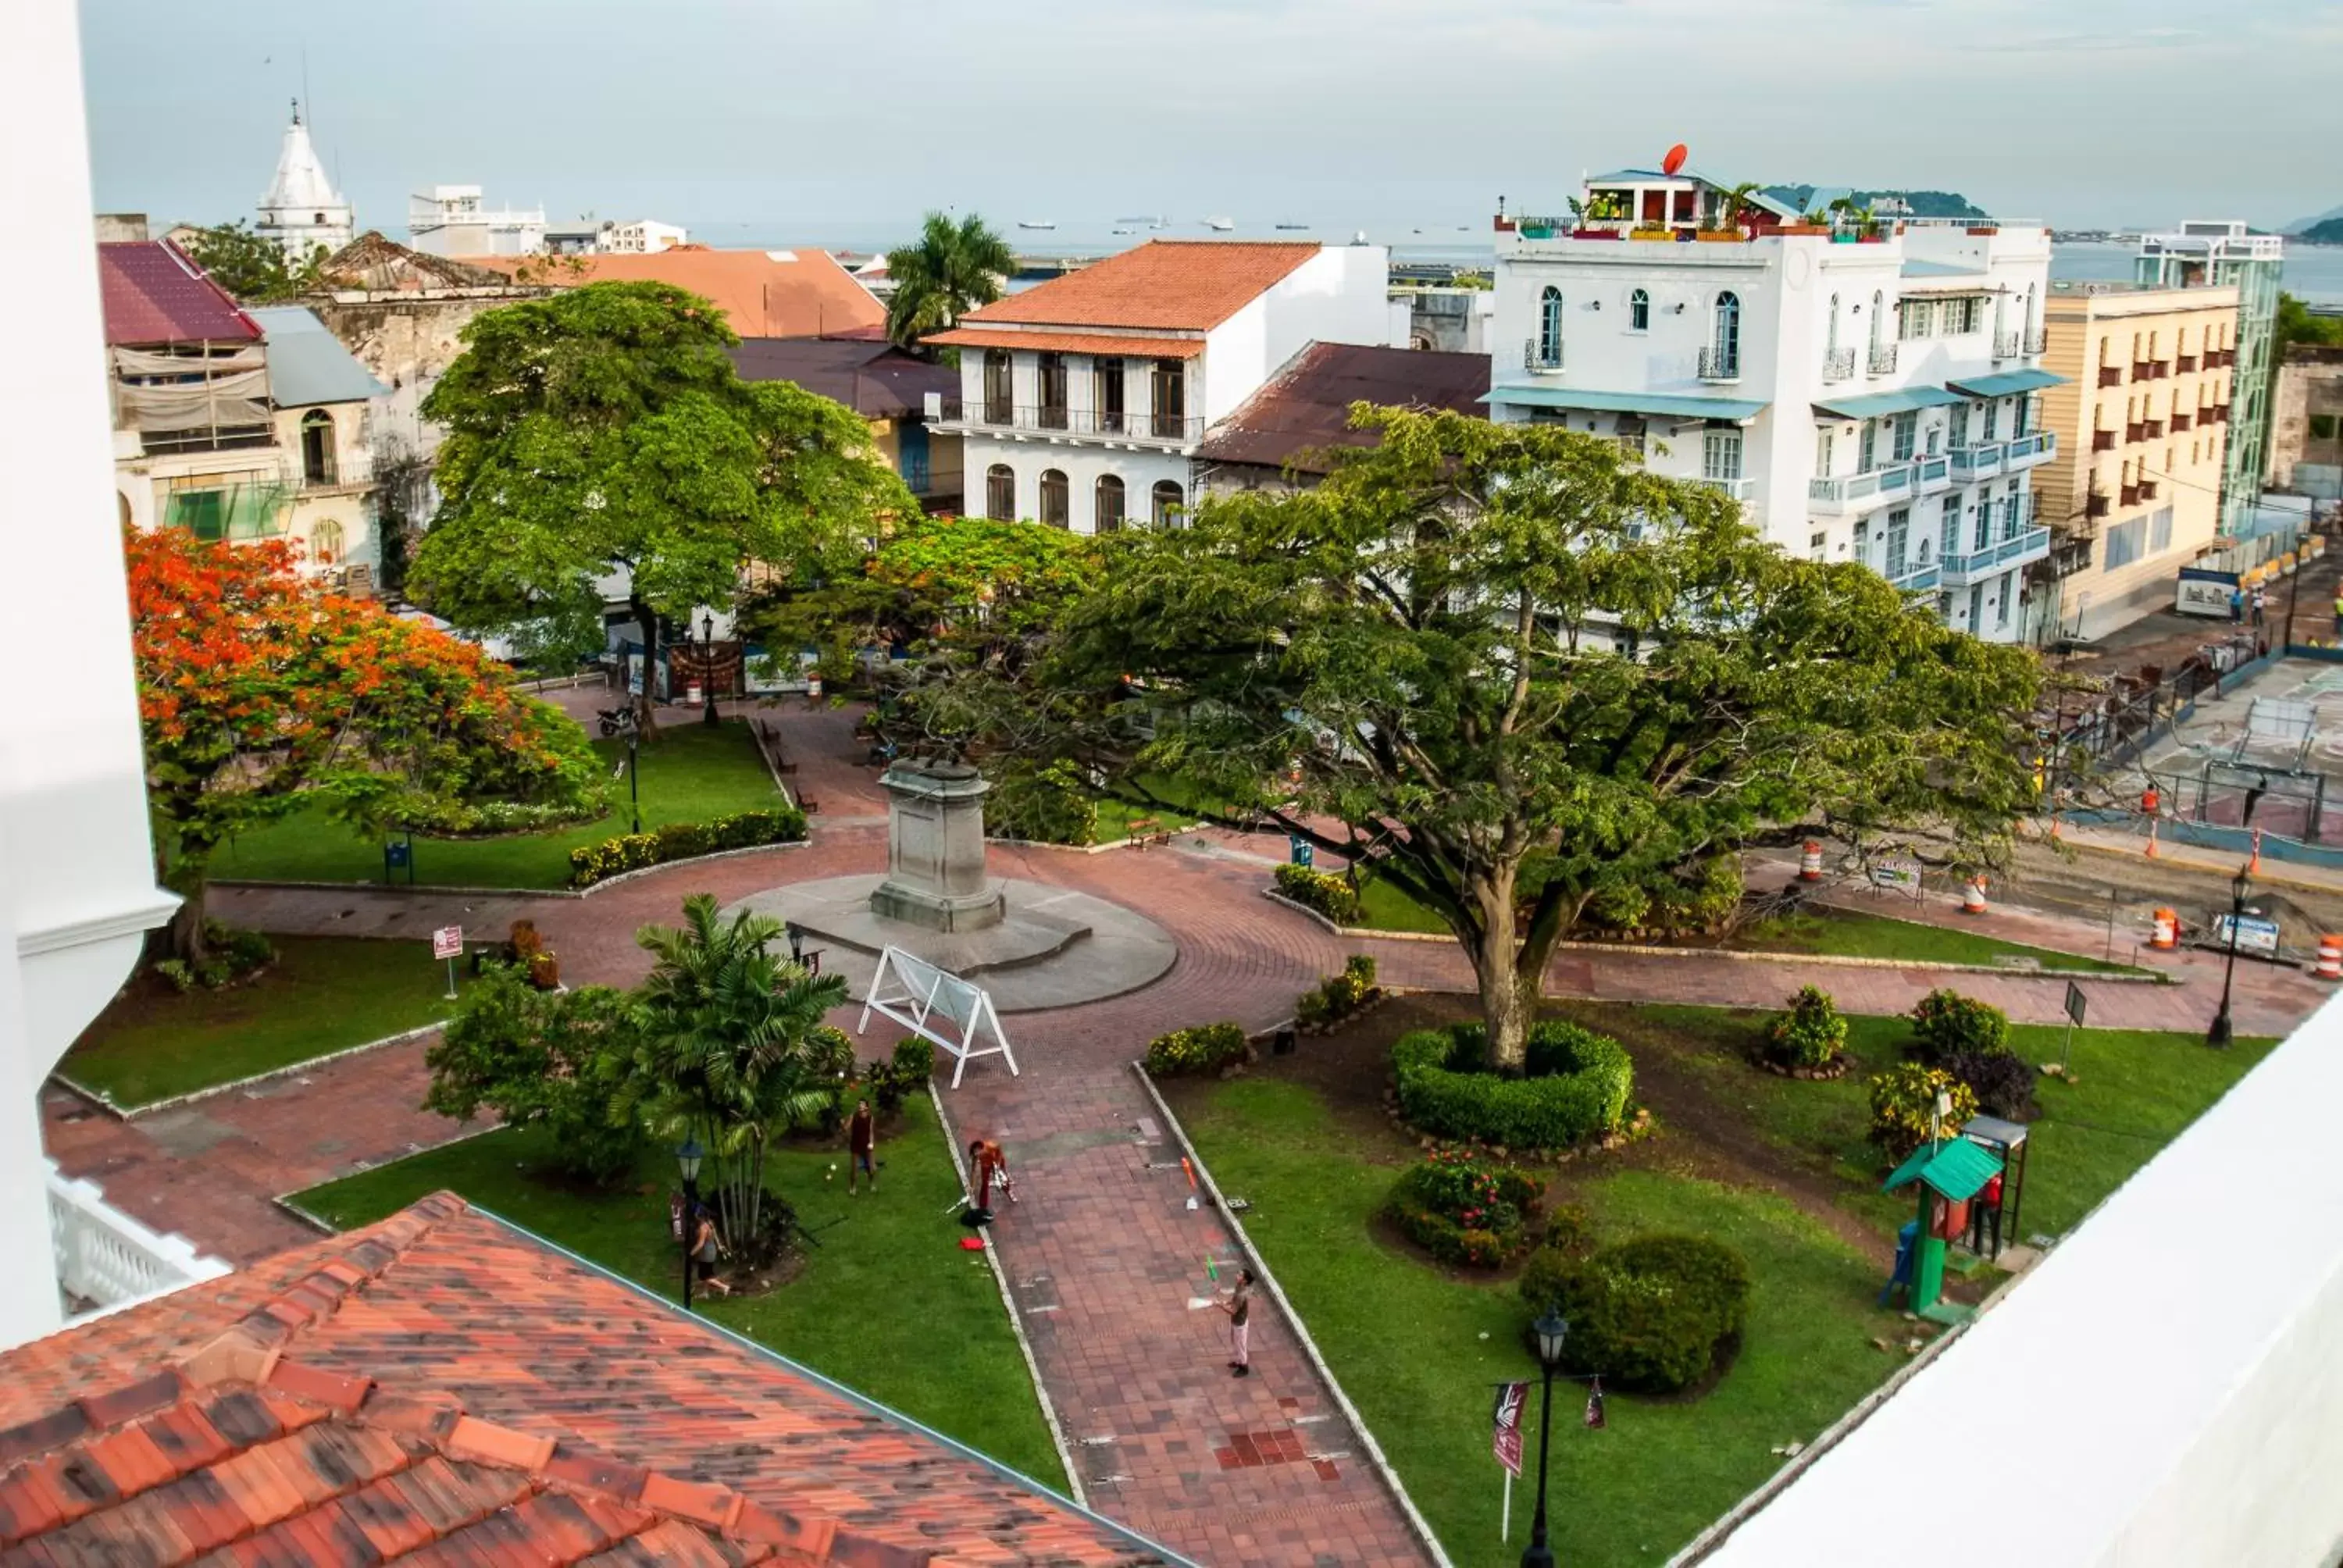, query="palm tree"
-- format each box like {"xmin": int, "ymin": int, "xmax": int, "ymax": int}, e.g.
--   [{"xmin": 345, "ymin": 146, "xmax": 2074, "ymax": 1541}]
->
[
  {"xmin": 884, "ymin": 212, "xmax": 1015, "ymax": 354},
  {"xmin": 619, "ymin": 895, "xmax": 848, "ymax": 1262},
  {"xmin": 1720, "ymin": 182, "xmax": 1767, "ymax": 233}
]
